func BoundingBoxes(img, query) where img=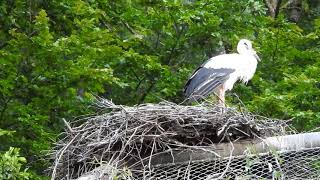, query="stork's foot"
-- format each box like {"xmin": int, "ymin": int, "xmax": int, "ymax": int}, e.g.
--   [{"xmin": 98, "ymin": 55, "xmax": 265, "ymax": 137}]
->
[{"xmin": 218, "ymin": 103, "xmax": 227, "ymax": 114}]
